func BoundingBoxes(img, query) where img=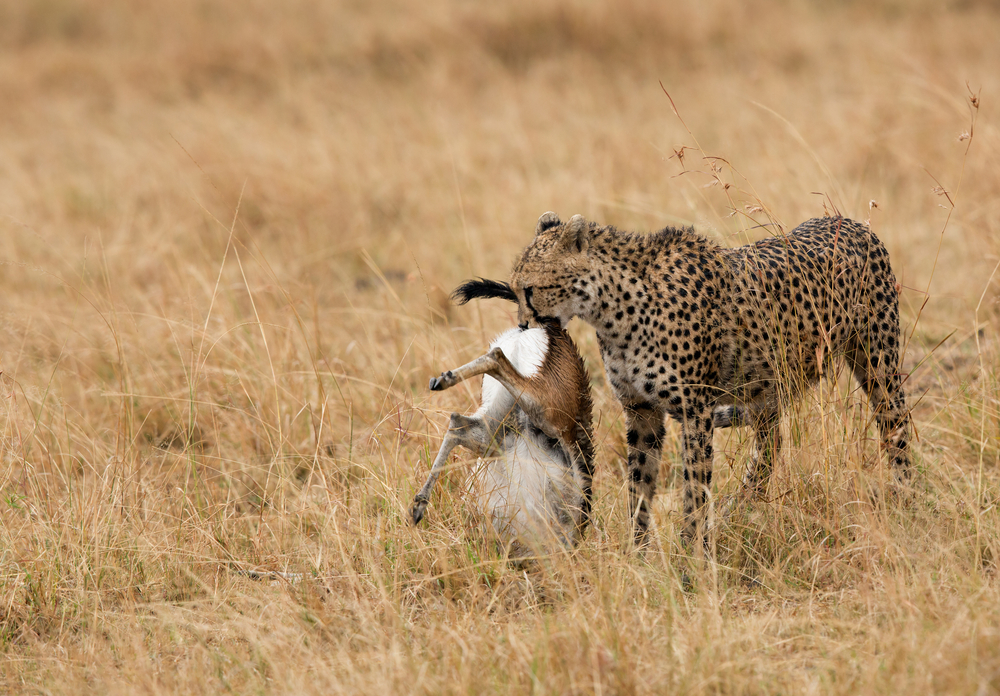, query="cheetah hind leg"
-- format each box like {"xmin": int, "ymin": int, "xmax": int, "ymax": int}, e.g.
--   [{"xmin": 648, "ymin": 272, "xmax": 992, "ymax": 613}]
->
[
  {"xmin": 712, "ymin": 404, "xmax": 746, "ymax": 522},
  {"xmin": 713, "ymin": 406, "xmax": 779, "ymax": 521},
  {"xmin": 712, "ymin": 405, "xmax": 750, "ymax": 429},
  {"xmin": 844, "ymin": 340, "xmax": 912, "ymax": 499}
]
